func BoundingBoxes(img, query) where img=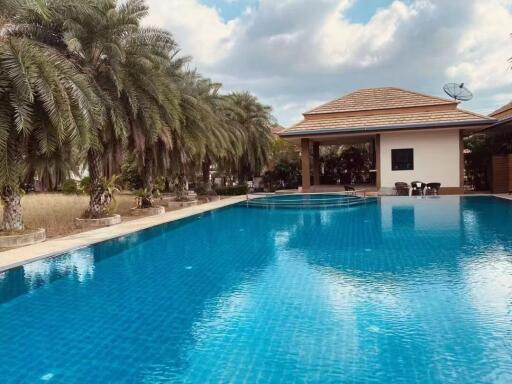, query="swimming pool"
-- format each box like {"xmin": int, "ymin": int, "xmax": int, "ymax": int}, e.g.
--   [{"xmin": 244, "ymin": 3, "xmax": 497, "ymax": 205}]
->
[{"xmin": 0, "ymin": 196, "xmax": 511, "ymax": 383}]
